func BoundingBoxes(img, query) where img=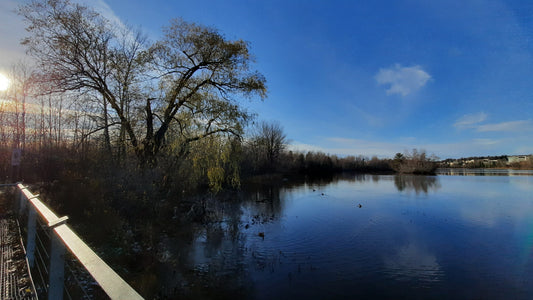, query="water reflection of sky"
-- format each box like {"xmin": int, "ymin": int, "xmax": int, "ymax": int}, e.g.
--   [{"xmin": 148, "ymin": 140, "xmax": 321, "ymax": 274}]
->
[
  {"xmin": 169, "ymin": 174, "xmax": 533, "ymax": 299},
  {"xmin": 383, "ymin": 242, "xmax": 443, "ymax": 285}
]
